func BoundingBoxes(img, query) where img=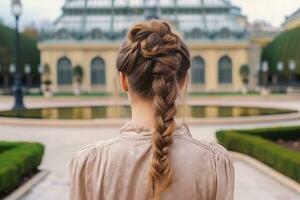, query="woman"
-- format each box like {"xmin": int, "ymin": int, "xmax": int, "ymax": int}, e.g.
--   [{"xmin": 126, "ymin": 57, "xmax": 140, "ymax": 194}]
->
[{"xmin": 70, "ymin": 20, "xmax": 234, "ymax": 200}]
